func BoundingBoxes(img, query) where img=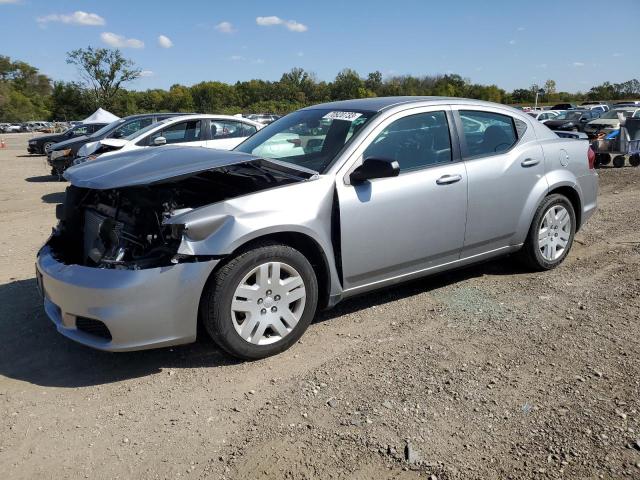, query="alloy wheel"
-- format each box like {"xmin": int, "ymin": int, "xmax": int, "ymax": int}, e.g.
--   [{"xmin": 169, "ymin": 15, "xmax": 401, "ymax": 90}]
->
[
  {"xmin": 538, "ymin": 205, "xmax": 571, "ymax": 261},
  {"xmin": 230, "ymin": 261, "xmax": 306, "ymax": 345}
]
